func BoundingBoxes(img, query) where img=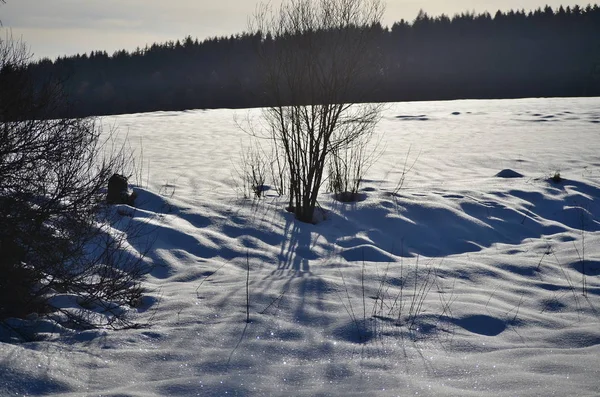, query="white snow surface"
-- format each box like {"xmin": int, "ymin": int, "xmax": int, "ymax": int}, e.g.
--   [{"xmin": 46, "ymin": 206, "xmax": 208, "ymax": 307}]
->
[{"xmin": 1, "ymin": 97, "xmax": 600, "ymax": 396}]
